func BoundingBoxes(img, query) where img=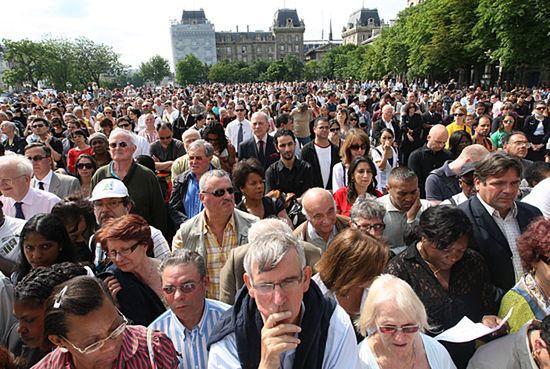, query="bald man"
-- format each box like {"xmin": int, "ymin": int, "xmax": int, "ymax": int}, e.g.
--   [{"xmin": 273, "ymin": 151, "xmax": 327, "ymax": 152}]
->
[
  {"xmin": 407, "ymin": 124, "xmax": 452, "ymax": 198},
  {"xmin": 425, "ymin": 144, "xmax": 489, "ymax": 205},
  {"xmin": 293, "ymin": 188, "xmax": 349, "ymax": 252}
]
